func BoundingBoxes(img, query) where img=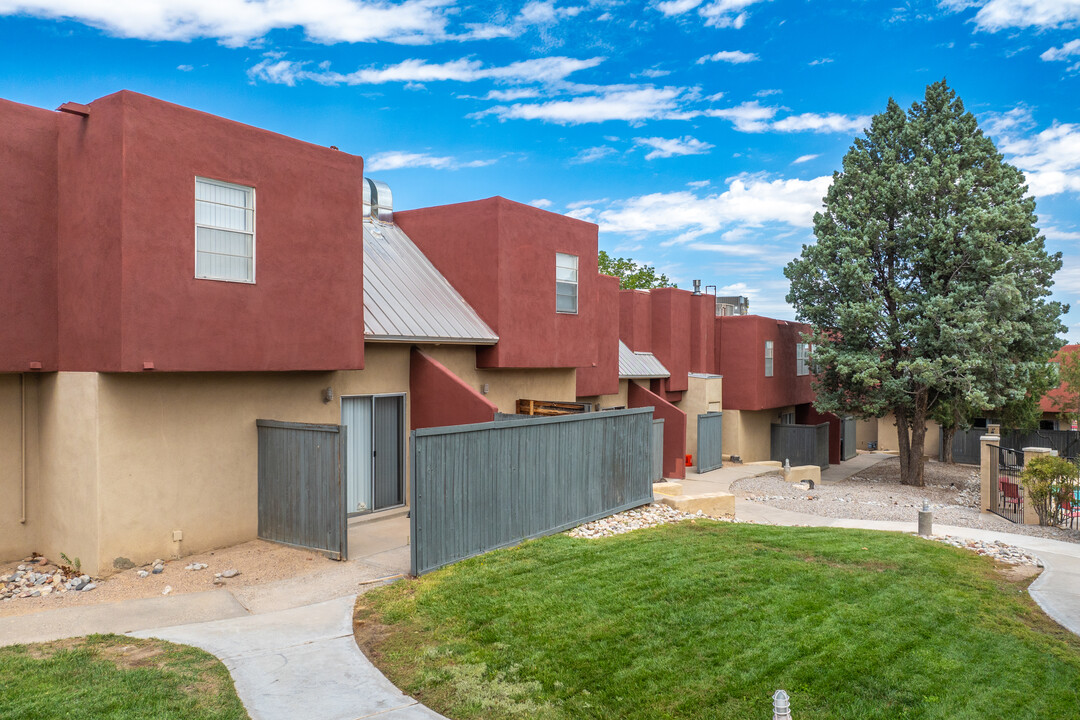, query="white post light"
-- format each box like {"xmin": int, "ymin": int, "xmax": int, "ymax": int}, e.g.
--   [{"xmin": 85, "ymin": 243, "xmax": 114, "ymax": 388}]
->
[{"xmin": 773, "ymin": 689, "xmax": 791, "ymax": 719}]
